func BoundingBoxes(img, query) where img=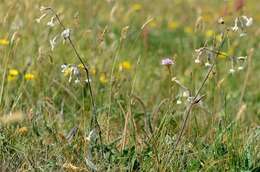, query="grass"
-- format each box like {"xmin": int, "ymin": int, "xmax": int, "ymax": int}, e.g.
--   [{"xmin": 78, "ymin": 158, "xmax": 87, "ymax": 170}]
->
[{"xmin": 0, "ymin": 0, "xmax": 259, "ymax": 171}]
